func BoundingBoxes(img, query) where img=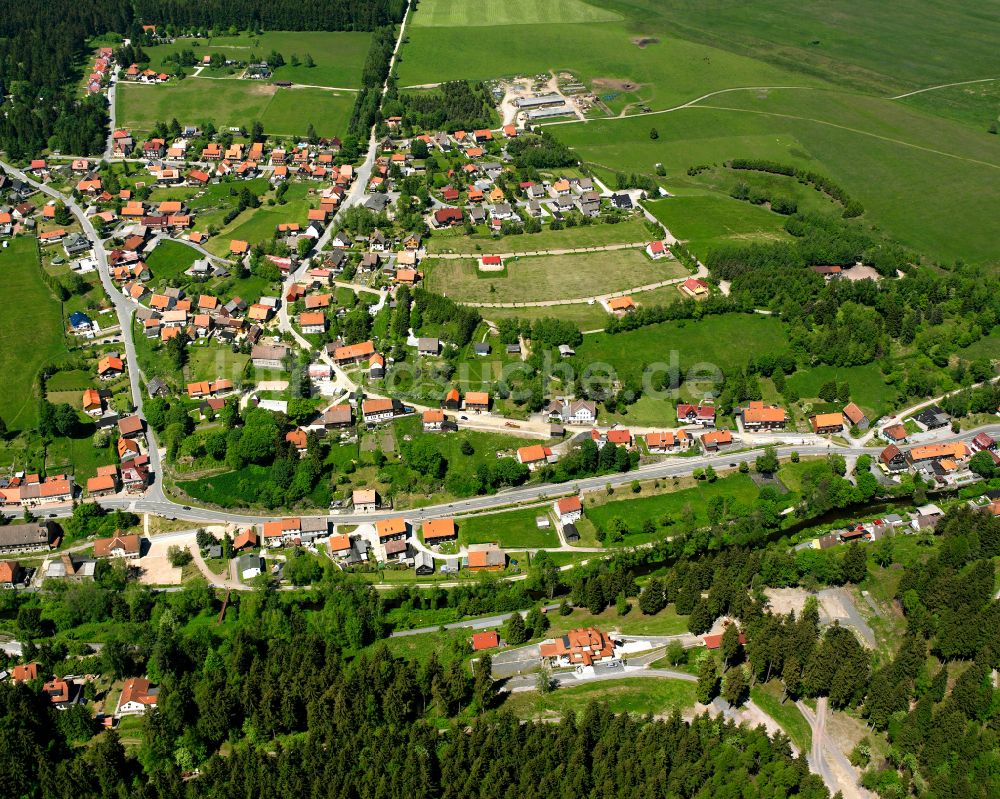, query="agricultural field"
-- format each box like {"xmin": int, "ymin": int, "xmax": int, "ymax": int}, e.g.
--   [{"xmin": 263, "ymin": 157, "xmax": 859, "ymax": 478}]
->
[
  {"xmin": 454, "ymin": 507, "xmax": 560, "ymax": 549},
  {"xmin": 424, "ymin": 249, "xmax": 685, "ymax": 304},
  {"xmin": 572, "ymin": 313, "xmax": 789, "ymax": 387},
  {"xmin": 0, "ymin": 238, "xmax": 69, "ymax": 432},
  {"xmin": 411, "ymin": 0, "xmax": 620, "ymax": 27},
  {"xmin": 118, "ymin": 81, "xmax": 355, "ymax": 137},
  {"xmin": 425, "ymin": 217, "xmax": 653, "ymax": 255},
  {"xmin": 549, "ymin": 89, "xmax": 1000, "ymax": 265}
]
